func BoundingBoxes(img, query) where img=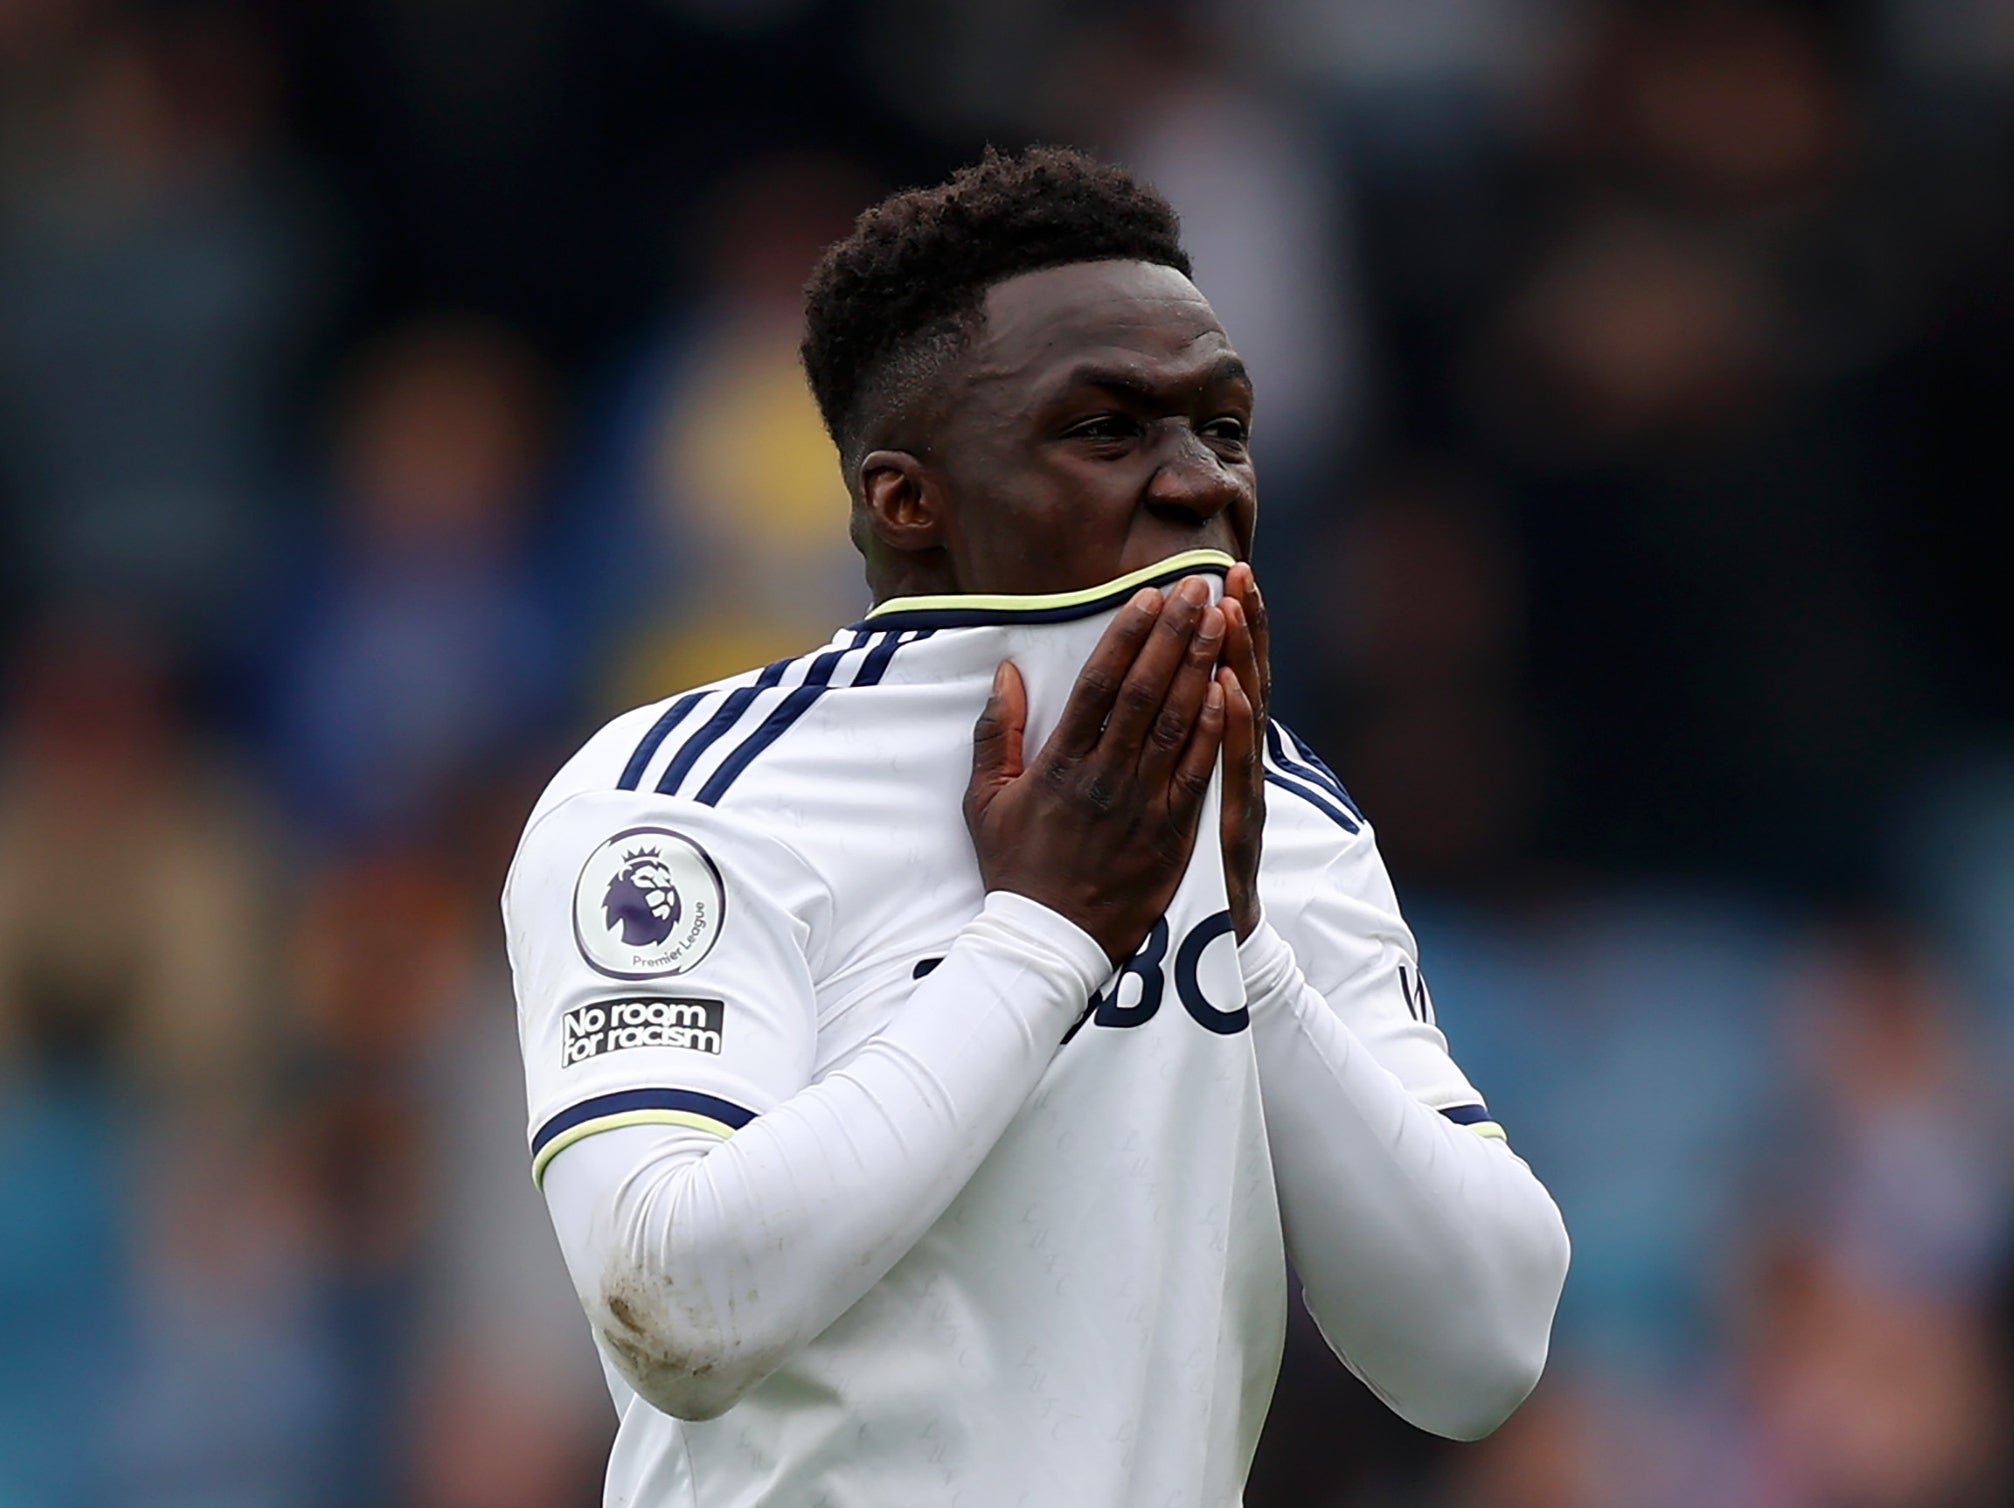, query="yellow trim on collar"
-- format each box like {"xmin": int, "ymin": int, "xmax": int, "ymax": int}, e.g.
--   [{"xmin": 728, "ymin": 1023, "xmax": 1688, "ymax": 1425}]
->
[{"xmin": 865, "ymin": 549, "xmax": 1236, "ymax": 620}]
